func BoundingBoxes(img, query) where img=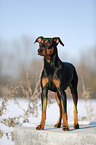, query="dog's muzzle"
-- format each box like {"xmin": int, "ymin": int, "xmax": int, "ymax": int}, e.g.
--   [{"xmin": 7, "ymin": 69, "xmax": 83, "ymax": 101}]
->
[{"xmin": 38, "ymin": 48, "xmax": 43, "ymax": 55}]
